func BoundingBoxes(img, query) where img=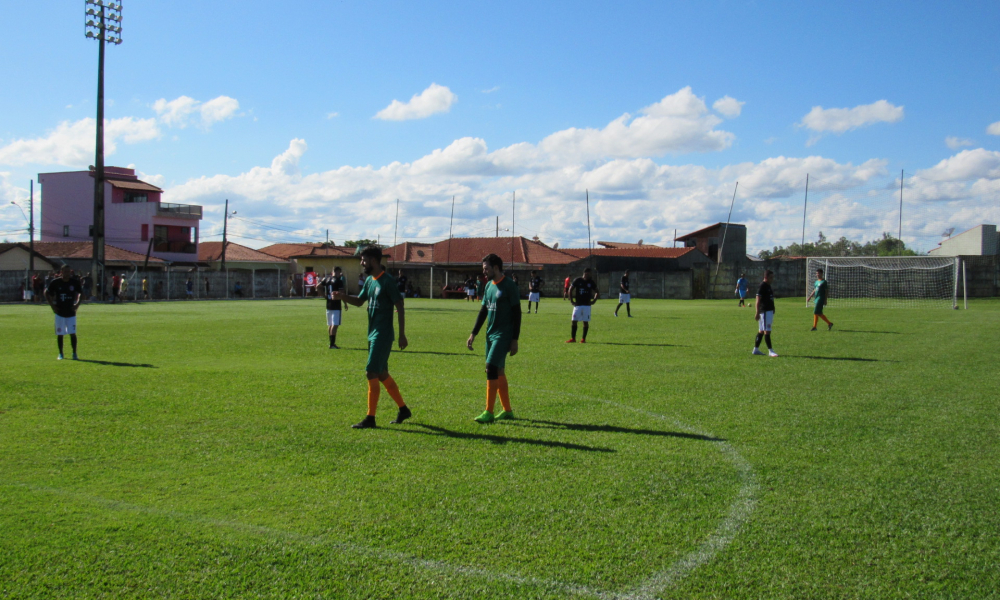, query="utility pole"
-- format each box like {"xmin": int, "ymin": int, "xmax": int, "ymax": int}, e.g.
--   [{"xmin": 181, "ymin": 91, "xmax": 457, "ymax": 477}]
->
[
  {"xmin": 801, "ymin": 173, "xmax": 809, "ymax": 247},
  {"xmin": 29, "ymin": 180, "xmax": 35, "ymax": 272},
  {"xmin": 898, "ymin": 169, "xmax": 904, "ymax": 255},
  {"xmin": 85, "ymin": 0, "xmax": 122, "ymax": 300},
  {"xmin": 511, "ymin": 191, "xmax": 516, "ymax": 267}
]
